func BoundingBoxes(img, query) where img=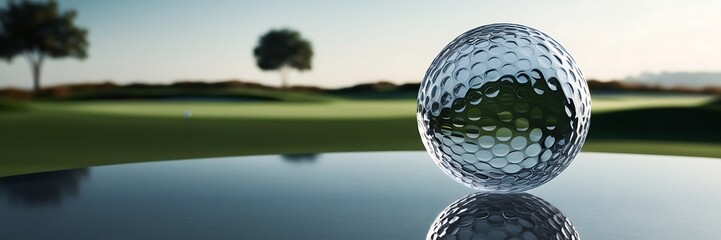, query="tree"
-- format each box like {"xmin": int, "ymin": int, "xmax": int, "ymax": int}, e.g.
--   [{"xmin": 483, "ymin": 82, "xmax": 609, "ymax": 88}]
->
[
  {"xmin": 253, "ymin": 28, "xmax": 312, "ymax": 89},
  {"xmin": 0, "ymin": 0, "xmax": 88, "ymax": 95}
]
